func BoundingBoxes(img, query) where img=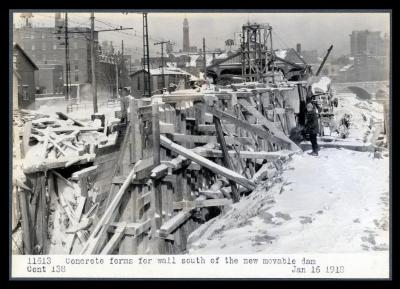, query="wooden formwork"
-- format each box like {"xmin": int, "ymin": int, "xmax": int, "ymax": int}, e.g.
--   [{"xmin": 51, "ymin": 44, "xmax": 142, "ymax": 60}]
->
[{"xmin": 16, "ymin": 84, "xmax": 303, "ymax": 255}]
